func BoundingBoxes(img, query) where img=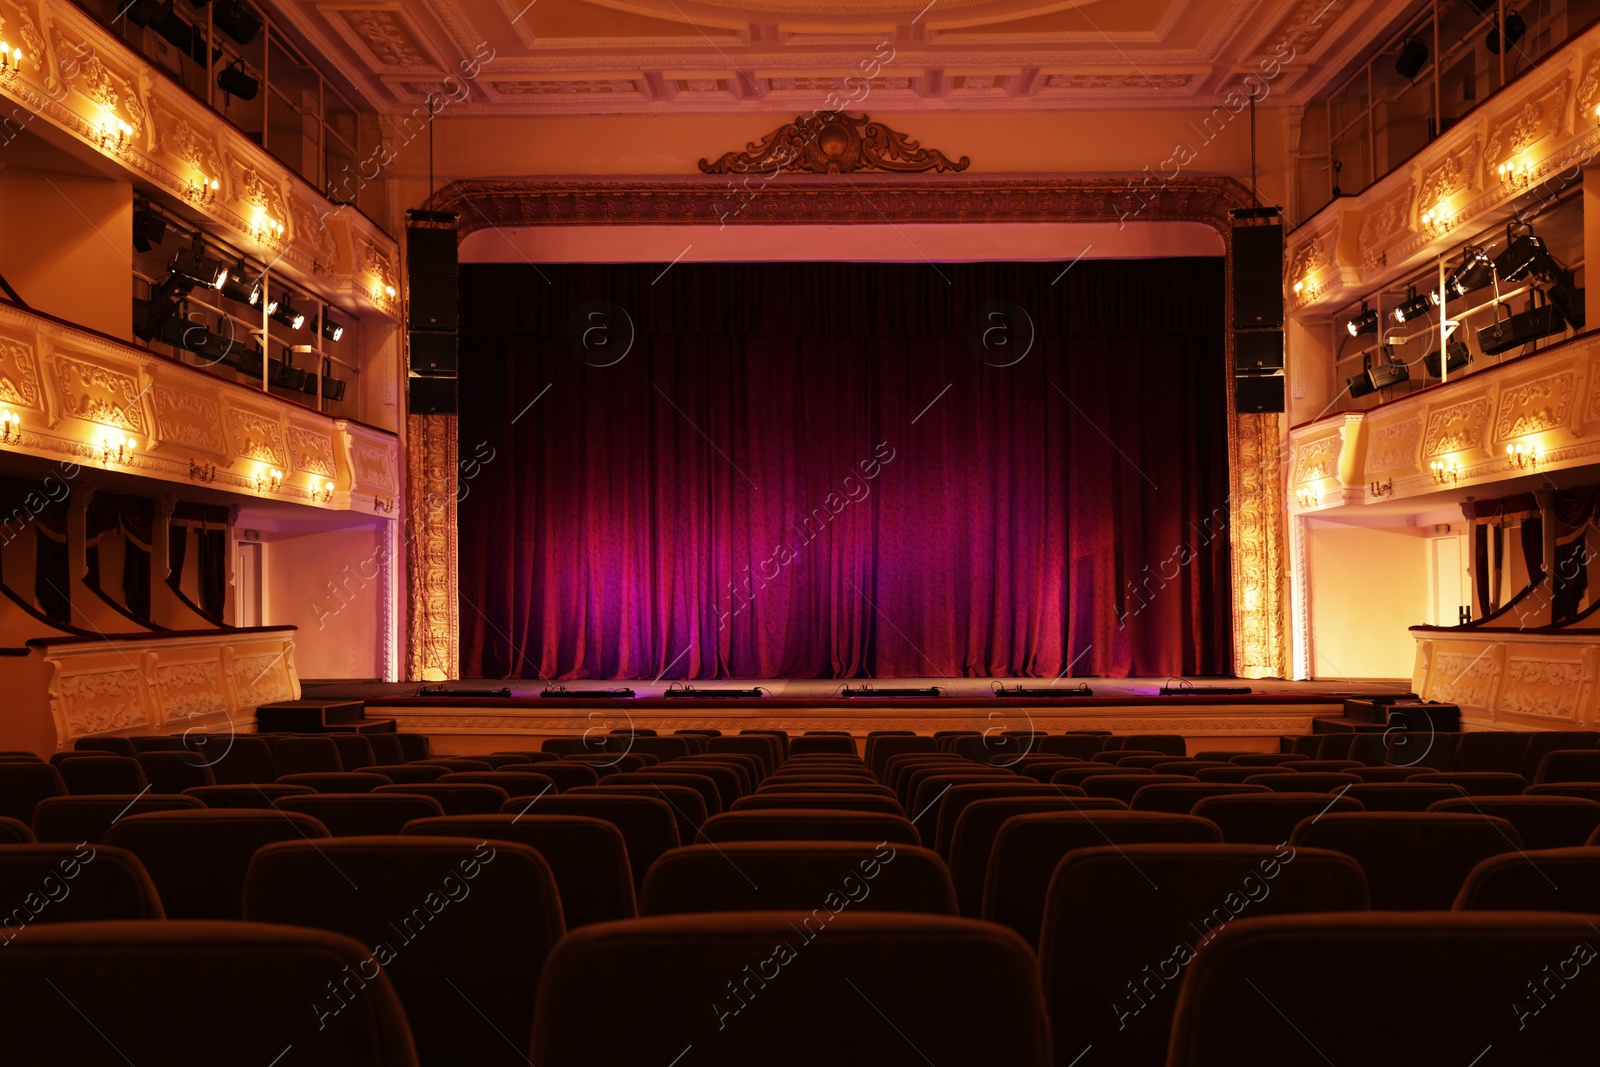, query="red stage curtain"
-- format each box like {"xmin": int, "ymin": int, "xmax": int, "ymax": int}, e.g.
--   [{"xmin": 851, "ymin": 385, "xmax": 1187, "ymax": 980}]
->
[{"xmin": 458, "ymin": 259, "xmax": 1233, "ymax": 680}]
